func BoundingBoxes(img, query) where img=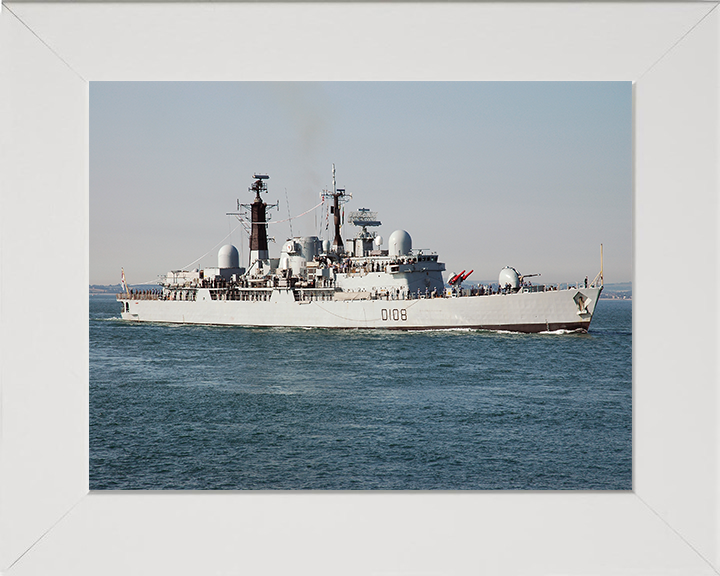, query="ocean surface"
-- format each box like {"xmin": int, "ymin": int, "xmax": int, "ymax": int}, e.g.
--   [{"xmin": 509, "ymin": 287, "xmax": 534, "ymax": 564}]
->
[{"xmin": 90, "ymin": 295, "xmax": 632, "ymax": 490}]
